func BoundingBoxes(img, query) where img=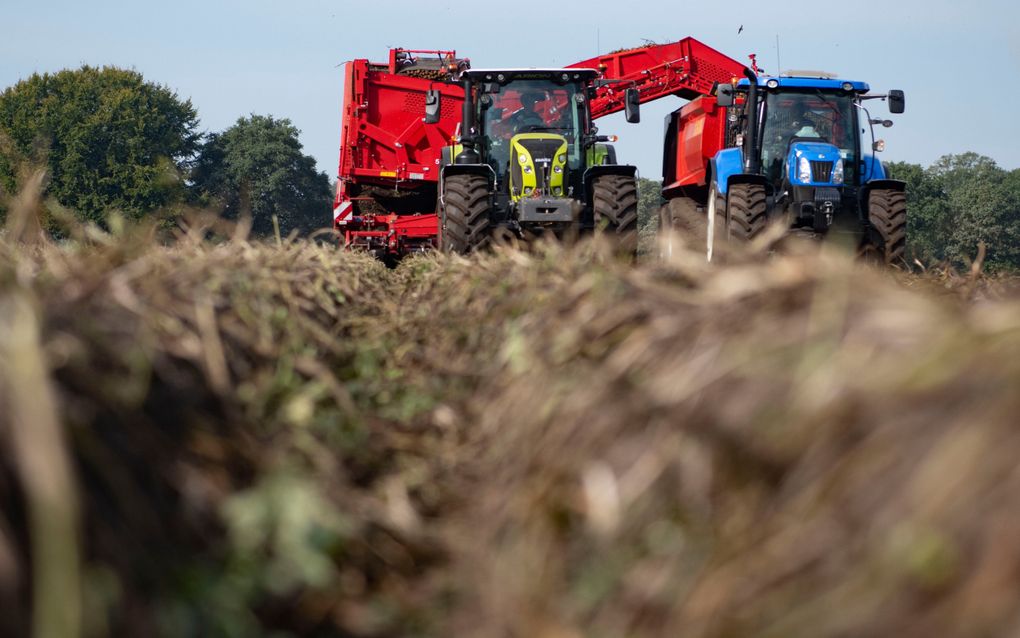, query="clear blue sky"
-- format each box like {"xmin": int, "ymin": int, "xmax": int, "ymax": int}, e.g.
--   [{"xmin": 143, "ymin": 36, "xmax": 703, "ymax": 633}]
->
[{"xmin": 2, "ymin": 0, "xmax": 1018, "ymax": 180}]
